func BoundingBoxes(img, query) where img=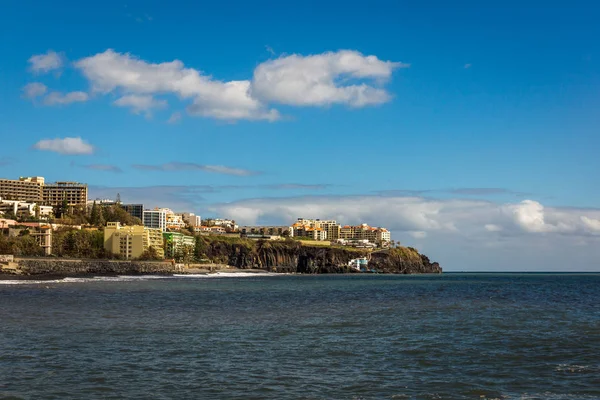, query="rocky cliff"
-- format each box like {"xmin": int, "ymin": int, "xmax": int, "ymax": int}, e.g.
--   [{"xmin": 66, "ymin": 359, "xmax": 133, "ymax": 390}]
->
[{"xmin": 198, "ymin": 238, "xmax": 441, "ymax": 274}]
